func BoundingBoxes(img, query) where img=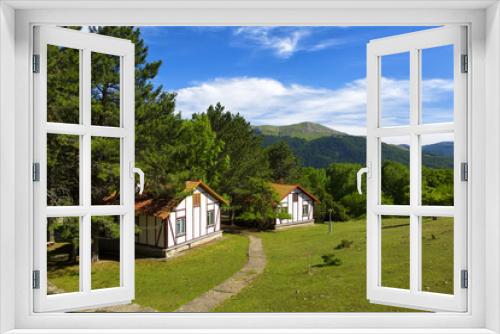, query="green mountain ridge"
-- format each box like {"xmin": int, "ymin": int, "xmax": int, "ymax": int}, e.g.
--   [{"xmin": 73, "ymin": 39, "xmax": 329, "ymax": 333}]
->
[
  {"xmin": 254, "ymin": 122, "xmax": 346, "ymax": 141},
  {"xmin": 256, "ymin": 122, "xmax": 453, "ymax": 169}
]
